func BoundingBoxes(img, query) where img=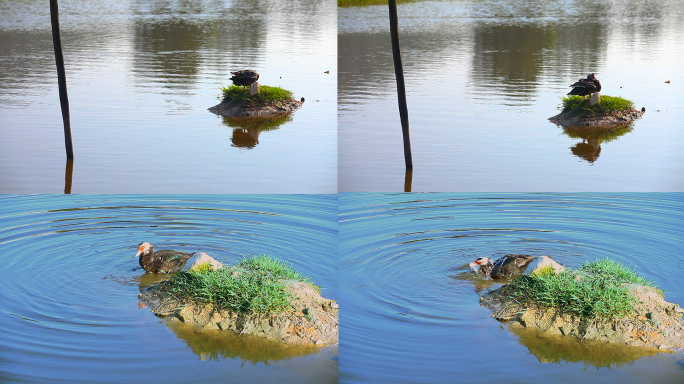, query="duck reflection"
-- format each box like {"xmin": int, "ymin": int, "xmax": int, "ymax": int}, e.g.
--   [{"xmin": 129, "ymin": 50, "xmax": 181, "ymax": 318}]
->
[
  {"xmin": 165, "ymin": 319, "xmax": 319, "ymax": 363},
  {"xmin": 562, "ymin": 124, "xmax": 634, "ymax": 164},
  {"xmin": 509, "ymin": 324, "xmax": 661, "ymax": 368},
  {"xmin": 220, "ymin": 114, "xmax": 293, "ymax": 149}
]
